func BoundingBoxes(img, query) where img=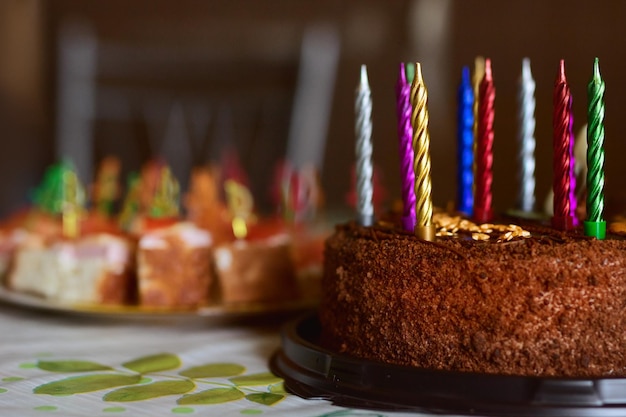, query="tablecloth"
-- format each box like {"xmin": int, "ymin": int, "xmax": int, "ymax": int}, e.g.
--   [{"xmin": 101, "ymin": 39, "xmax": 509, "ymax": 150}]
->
[{"xmin": 0, "ymin": 302, "xmax": 447, "ymax": 417}]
